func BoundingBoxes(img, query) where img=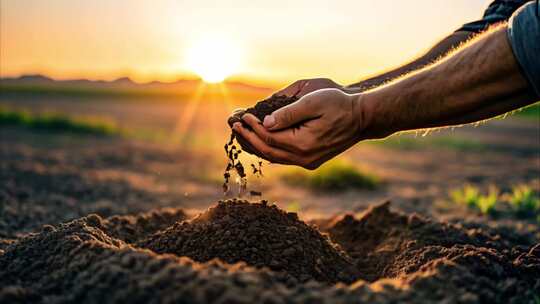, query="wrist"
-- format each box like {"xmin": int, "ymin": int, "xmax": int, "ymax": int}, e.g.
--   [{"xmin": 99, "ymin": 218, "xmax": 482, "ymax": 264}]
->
[{"xmin": 352, "ymin": 92, "xmax": 397, "ymax": 140}]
